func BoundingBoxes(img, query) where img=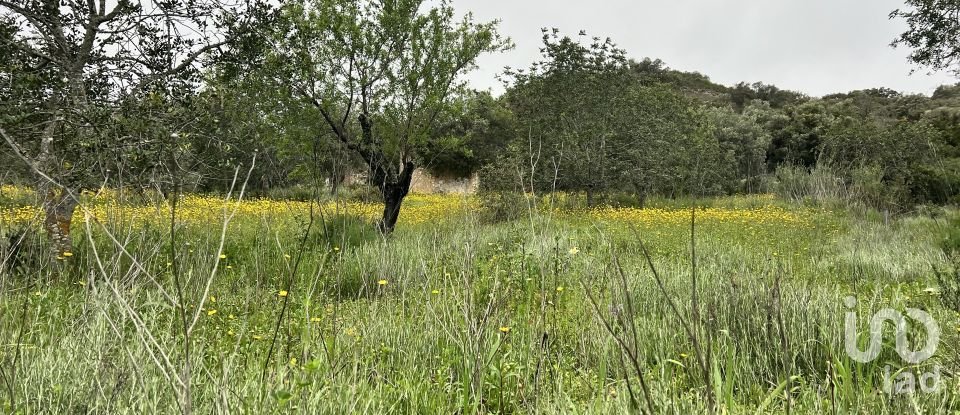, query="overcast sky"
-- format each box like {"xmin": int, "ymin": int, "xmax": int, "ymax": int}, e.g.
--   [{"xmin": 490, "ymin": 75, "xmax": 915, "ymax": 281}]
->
[{"xmin": 453, "ymin": 0, "xmax": 958, "ymax": 97}]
